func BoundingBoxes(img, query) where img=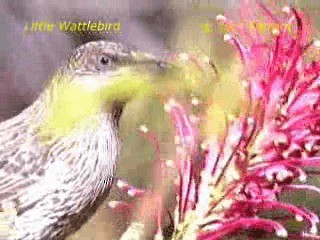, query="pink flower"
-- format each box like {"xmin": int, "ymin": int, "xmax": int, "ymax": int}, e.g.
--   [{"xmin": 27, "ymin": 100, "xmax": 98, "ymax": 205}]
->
[
  {"xmin": 166, "ymin": 3, "xmax": 320, "ymax": 240},
  {"xmin": 113, "ymin": 3, "xmax": 319, "ymax": 240}
]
